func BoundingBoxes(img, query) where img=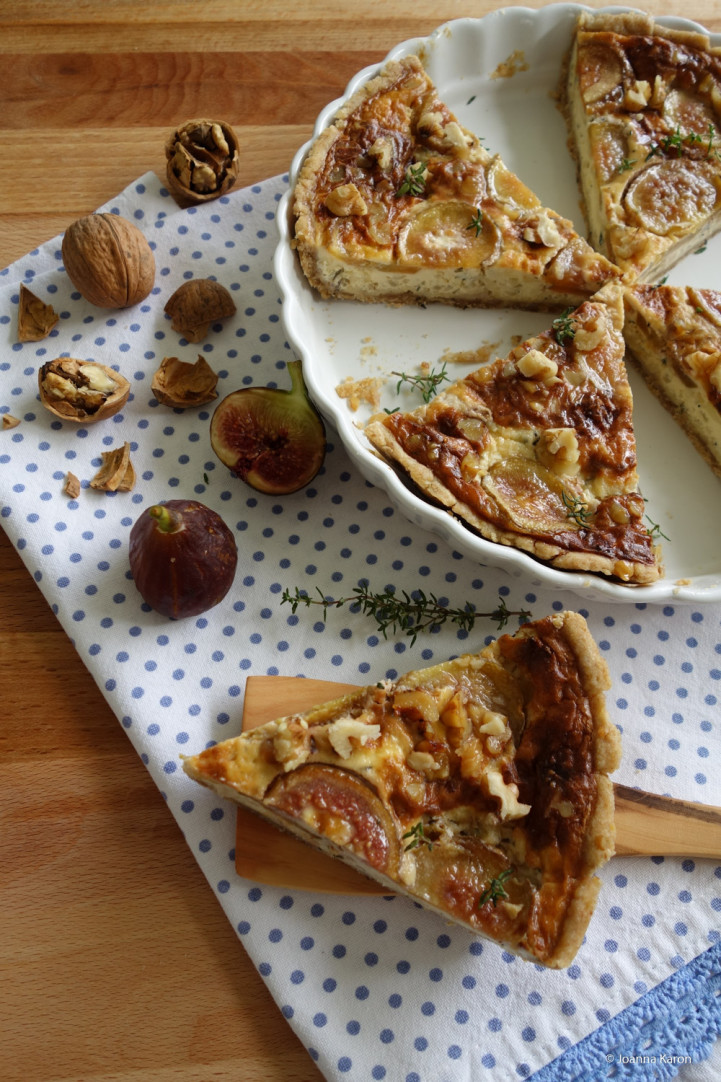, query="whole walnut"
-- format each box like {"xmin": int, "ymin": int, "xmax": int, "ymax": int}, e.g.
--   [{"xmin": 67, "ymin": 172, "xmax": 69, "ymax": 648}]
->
[{"xmin": 61, "ymin": 213, "xmax": 155, "ymax": 308}]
